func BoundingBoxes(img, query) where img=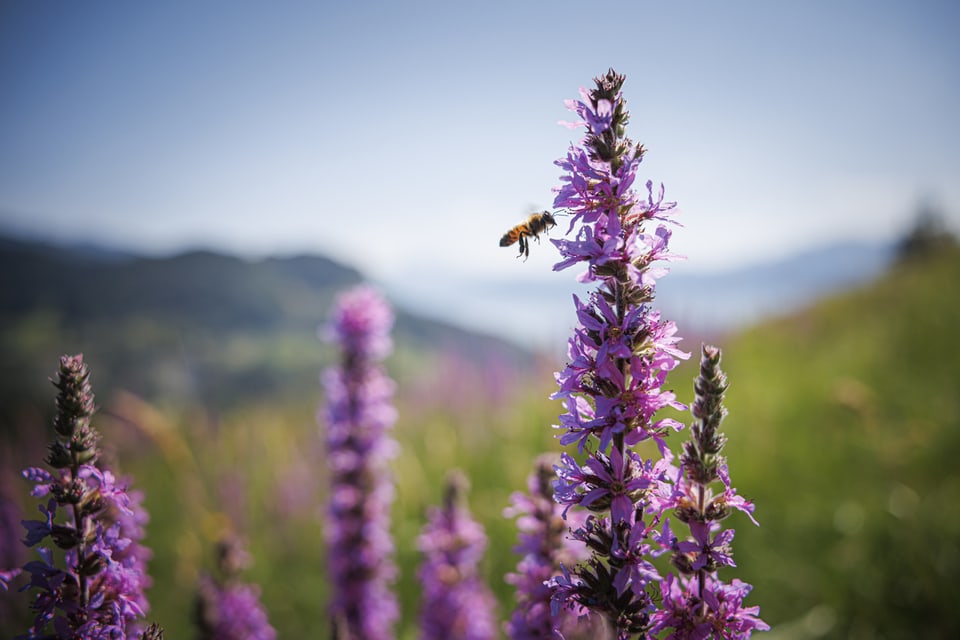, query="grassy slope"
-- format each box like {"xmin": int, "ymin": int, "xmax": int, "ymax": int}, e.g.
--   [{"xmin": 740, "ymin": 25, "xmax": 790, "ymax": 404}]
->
[{"xmin": 700, "ymin": 245, "xmax": 960, "ymax": 638}]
